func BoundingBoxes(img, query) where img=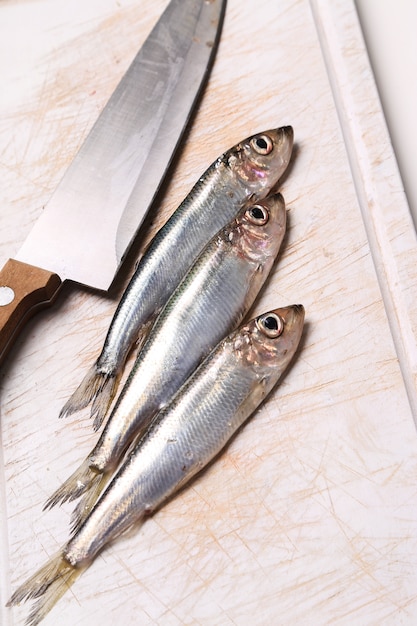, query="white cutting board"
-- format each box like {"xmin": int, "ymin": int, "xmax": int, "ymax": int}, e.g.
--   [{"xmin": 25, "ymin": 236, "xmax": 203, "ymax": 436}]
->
[{"xmin": 1, "ymin": 1, "xmax": 417, "ymax": 625}]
